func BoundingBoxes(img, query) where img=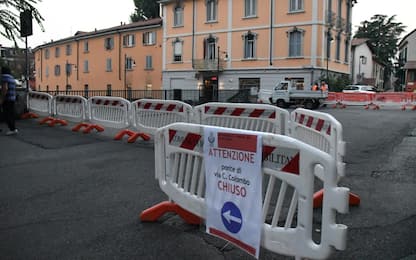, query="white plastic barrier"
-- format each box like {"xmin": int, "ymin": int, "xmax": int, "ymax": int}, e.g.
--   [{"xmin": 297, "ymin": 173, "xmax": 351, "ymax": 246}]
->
[
  {"xmin": 145, "ymin": 123, "xmax": 349, "ymax": 259},
  {"xmin": 290, "ymin": 108, "xmax": 345, "ymax": 179},
  {"xmin": 24, "ymin": 91, "xmax": 54, "ymax": 118},
  {"xmin": 194, "ymin": 102, "xmax": 289, "ymax": 135},
  {"xmin": 131, "ymin": 99, "xmax": 193, "ymax": 138},
  {"xmin": 87, "ymin": 96, "xmax": 131, "ymax": 129},
  {"xmin": 53, "ymin": 95, "xmax": 88, "ymax": 123}
]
